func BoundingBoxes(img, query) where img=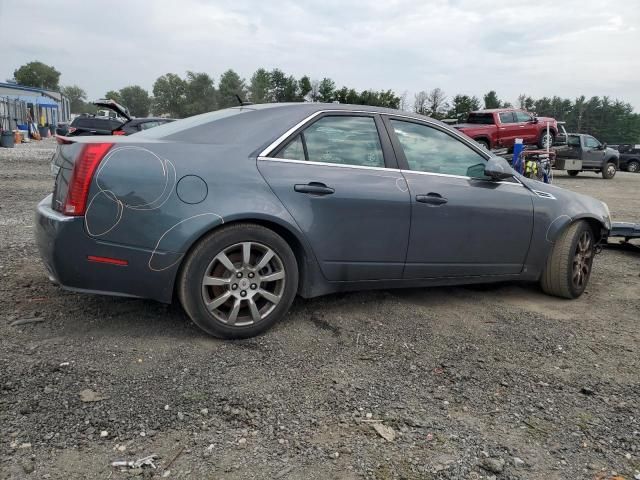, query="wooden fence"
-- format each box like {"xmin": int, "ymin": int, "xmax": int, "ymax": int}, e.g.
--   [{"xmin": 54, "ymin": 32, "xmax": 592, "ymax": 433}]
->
[{"xmin": 0, "ymin": 96, "xmax": 29, "ymax": 131}]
